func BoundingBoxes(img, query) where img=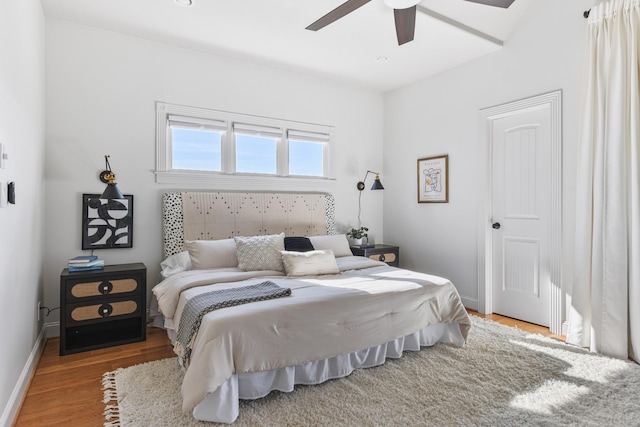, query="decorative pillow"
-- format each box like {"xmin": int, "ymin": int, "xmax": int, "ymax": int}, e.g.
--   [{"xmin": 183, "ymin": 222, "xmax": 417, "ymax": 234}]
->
[
  {"xmin": 160, "ymin": 251, "xmax": 192, "ymax": 277},
  {"xmin": 308, "ymin": 234, "xmax": 352, "ymax": 257},
  {"xmin": 284, "ymin": 236, "xmax": 315, "ymax": 252},
  {"xmin": 184, "ymin": 238, "xmax": 238, "ymax": 270},
  {"xmin": 281, "ymin": 250, "xmax": 340, "ymax": 277},
  {"xmin": 234, "ymin": 233, "xmax": 285, "ymax": 272}
]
